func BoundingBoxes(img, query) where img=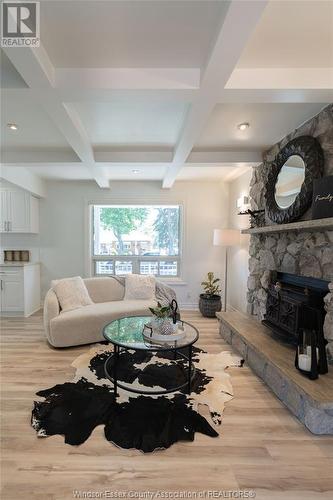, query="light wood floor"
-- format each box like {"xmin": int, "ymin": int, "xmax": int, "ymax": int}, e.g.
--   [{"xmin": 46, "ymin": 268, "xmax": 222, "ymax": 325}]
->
[{"xmin": 1, "ymin": 310, "xmax": 333, "ymax": 500}]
